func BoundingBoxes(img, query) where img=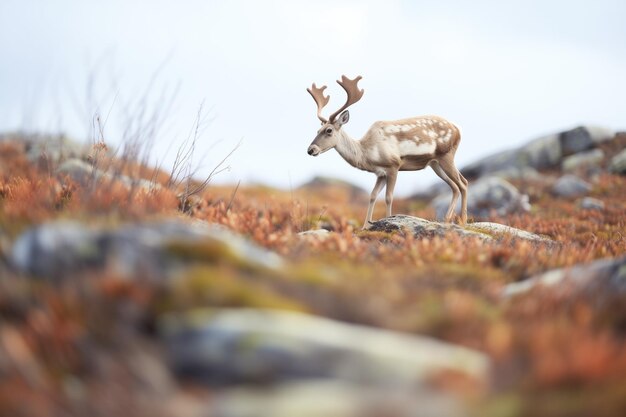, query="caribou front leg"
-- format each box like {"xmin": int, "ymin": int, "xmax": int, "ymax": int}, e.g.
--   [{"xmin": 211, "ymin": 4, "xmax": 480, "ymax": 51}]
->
[{"xmin": 363, "ymin": 175, "xmax": 385, "ymax": 229}]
